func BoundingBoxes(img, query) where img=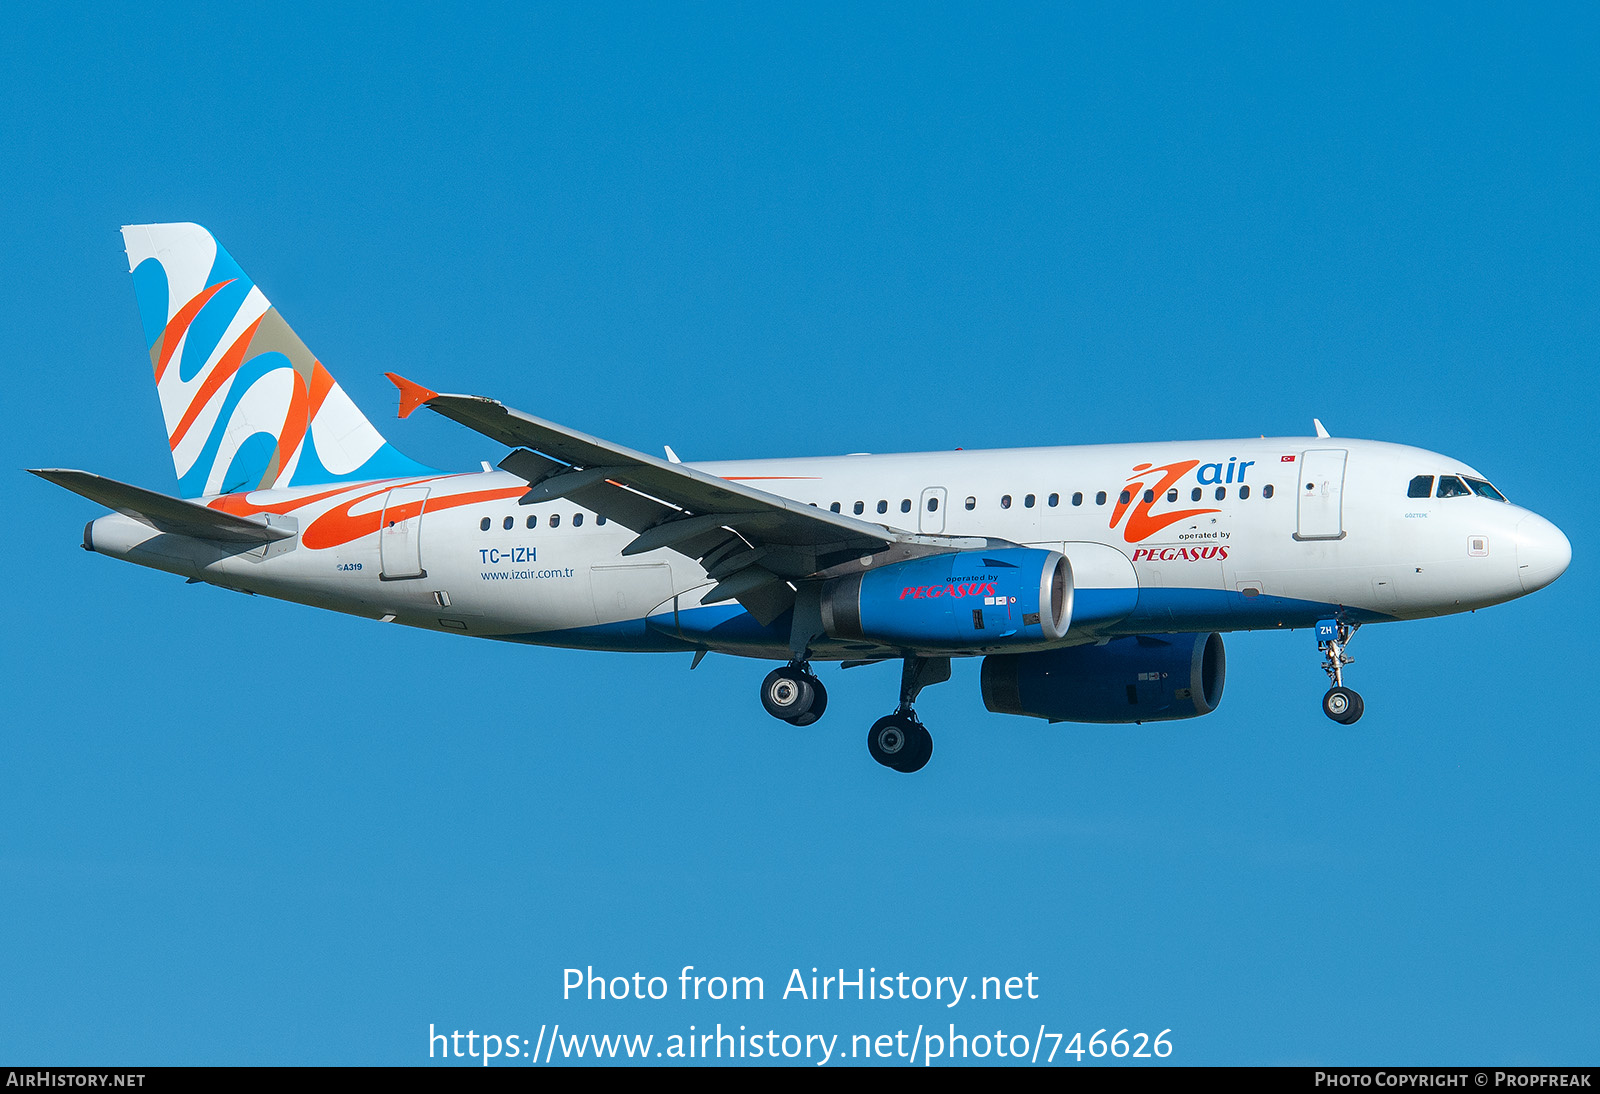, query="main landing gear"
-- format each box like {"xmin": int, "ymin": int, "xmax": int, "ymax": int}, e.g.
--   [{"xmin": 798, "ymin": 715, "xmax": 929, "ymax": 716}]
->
[
  {"xmin": 1317, "ymin": 620, "xmax": 1364, "ymax": 724},
  {"xmin": 756, "ymin": 655, "xmax": 948, "ymax": 773},
  {"xmin": 867, "ymin": 657, "xmax": 949, "ymax": 774},
  {"xmin": 760, "ymin": 662, "xmax": 827, "ymax": 727}
]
